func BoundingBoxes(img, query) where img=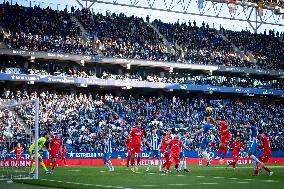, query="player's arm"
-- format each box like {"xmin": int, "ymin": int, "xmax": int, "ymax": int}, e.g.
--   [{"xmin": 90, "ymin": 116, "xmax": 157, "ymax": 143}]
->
[
  {"xmin": 240, "ymin": 125, "xmax": 251, "ymax": 129},
  {"xmin": 192, "ymin": 129, "xmax": 203, "ymax": 136}
]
